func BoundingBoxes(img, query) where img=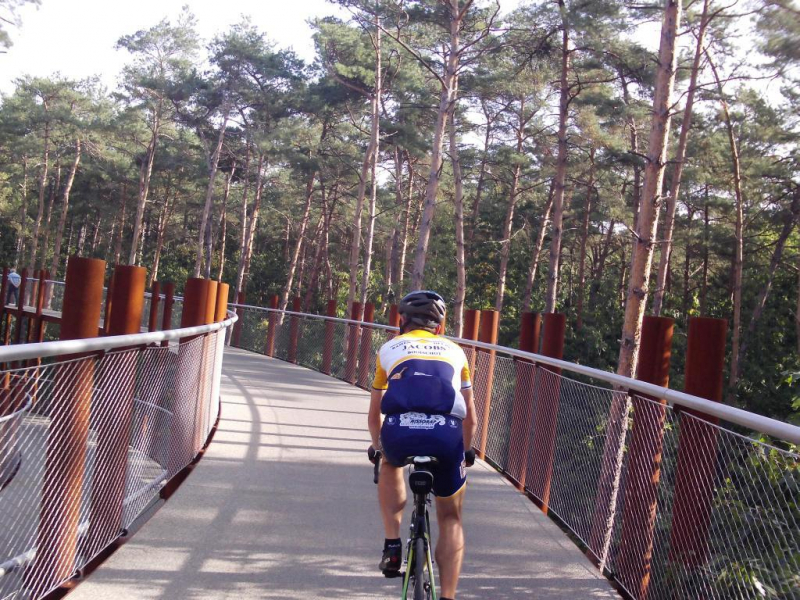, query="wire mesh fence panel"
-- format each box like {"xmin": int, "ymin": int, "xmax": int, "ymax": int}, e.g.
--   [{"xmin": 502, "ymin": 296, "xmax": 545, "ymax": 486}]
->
[
  {"xmin": 0, "ymin": 327, "xmax": 225, "ymax": 600},
  {"xmin": 482, "ymin": 355, "xmax": 517, "ymax": 472},
  {"xmin": 236, "ymin": 308, "xmax": 269, "ymax": 355},
  {"xmin": 470, "ymin": 350, "xmax": 494, "ymax": 455}
]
